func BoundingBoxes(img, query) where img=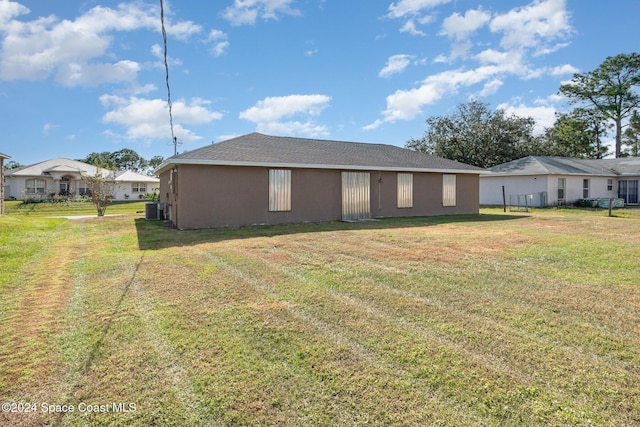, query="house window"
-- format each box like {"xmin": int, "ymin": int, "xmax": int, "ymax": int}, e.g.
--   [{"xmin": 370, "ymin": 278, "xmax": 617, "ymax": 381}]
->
[
  {"xmin": 78, "ymin": 181, "xmax": 90, "ymax": 196},
  {"xmin": 607, "ymin": 179, "xmax": 613, "ymax": 191},
  {"xmin": 557, "ymin": 178, "xmax": 566, "ymax": 203},
  {"xmin": 269, "ymin": 169, "xmax": 291, "ymax": 211},
  {"xmin": 397, "ymin": 173, "xmax": 413, "ymax": 208},
  {"xmin": 26, "ymin": 178, "xmax": 46, "ymax": 194},
  {"xmin": 583, "ymin": 179, "xmax": 590, "ymax": 198},
  {"xmin": 442, "ymin": 174, "xmax": 456, "ymax": 207},
  {"xmin": 132, "ymin": 183, "xmax": 146, "ymax": 193}
]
